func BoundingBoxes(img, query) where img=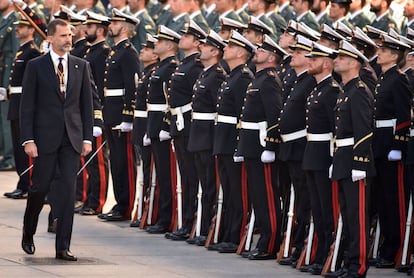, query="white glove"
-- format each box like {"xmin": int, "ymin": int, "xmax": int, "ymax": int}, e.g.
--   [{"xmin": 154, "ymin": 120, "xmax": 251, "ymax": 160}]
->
[
  {"xmin": 261, "ymin": 150, "xmax": 275, "ymax": 163},
  {"xmin": 176, "ymin": 113, "xmax": 184, "ymax": 131},
  {"xmin": 233, "ymin": 155, "xmax": 244, "ymax": 162},
  {"xmin": 143, "ymin": 133, "xmax": 151, "ymax": 146},
  {"xmin": 387, "ymin": 150, "xmax": 402, "ymax": 161},
  {"xmin": 119, "ymin": 122, "xmax": 133, "ymax": 132},
  {"xmin": 351, "ymin": 169, "xmax": 366, "ymax": 182},
  {"xmin": 93, "ymin": 126, "xmax": 102, "ymax": 137},
  {"xmin": 159, "ymin": 130, "xmax": 171, "ymax": 141},
  {"xmin": 328, "ymin": 164, "xmax": 333, "ymax": 179},
  {"xmin": 40, "ymin": 40, "xmax": 50, "ymax": 53},
  {"xmin": 0, "ymin": 87, "xmax": 6, "ymax": 101}
]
